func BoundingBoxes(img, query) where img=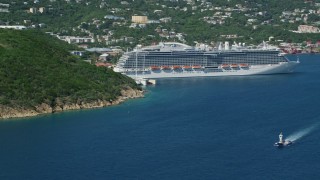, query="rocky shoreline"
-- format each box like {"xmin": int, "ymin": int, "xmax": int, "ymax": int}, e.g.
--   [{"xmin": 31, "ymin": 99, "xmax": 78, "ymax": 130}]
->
[{"xmin": 0, "ymin": 87, "xmax": 144, "ymax": 120}]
